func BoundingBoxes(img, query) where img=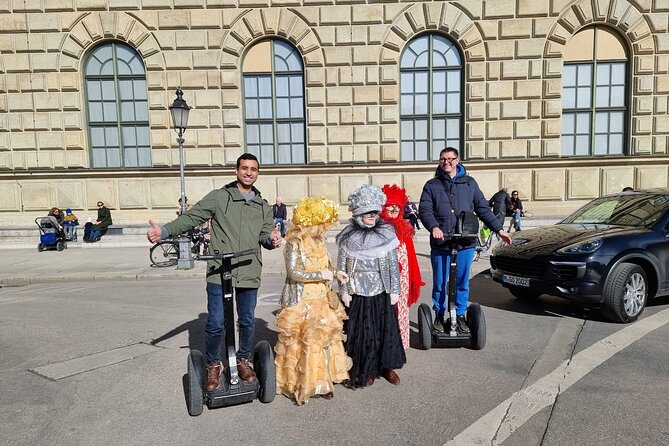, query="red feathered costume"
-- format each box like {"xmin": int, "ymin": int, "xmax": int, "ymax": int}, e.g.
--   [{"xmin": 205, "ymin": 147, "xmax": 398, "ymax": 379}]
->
[{"xmin": 381, "ymin": 184, "xmax": 425, "ymax": 350}]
